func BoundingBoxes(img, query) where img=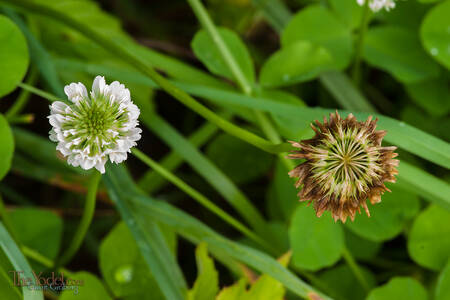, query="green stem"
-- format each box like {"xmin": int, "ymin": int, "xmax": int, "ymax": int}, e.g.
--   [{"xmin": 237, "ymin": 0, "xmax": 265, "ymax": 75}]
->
[
  {"xmin": 132, "ymin": 148, "xmax": 277, "ymax": 255},
  {"xmin": 187, "ymin": 0, "xmax": 252, "ymax": 95},
  {"xmin": 17, "ymin": 82, "xmax": 62, "ymax": 103},
  {"xmin": 6, "ymin": 68, "xmax": 38, "ymax": 118},
  {"xmin": 342, "ymin": 246, "xmax": 370, "ymax": 292},
  {"xmin": 58, "ymin": 171, "xmax": 101, "ymax": 266},
  {"xmin": 22, "ymin": 246, "xmax": 73, "ymax": 276},
  {"xmin": 1, "ymin": 0, "xmax": 285, "ymax": 154},
  {"xmin": 351, "ymin": 1, "xmax": 371, "ymax": 85}
]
